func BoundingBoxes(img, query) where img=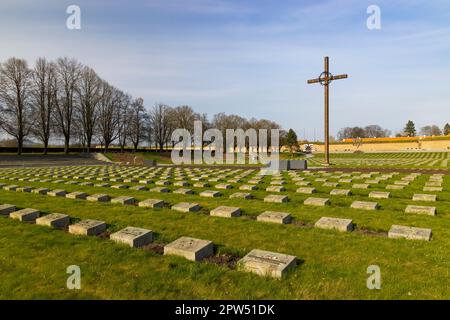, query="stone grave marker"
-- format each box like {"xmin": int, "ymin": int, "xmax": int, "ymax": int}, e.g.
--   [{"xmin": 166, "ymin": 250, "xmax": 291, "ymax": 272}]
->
[
  {"xmin": 229, "ymin": 192, "xmax": 252, "ymax": 199},
  {"xmin": 111, "ymin": 196, "xmax": 136, "ymax": 205},
  {"xmin": 237, "ymin": 249, "xmax": 296, "ymax": 278},
  {"xmin": 315, "ymin": 217, "xmax": 353, "ymax": 232},
  {"xmin": 172, "ymin": 202, "xmax": 200, "ymax": 212},
  {"xmin": 388, "ymin": 225, "xmax": 431, "ymax": 241},
  {"xmin": 0, "ymin": 204, "xmax": 16, "ymax": 215},
  {"xmin": 138, "ymin": 199, "xmax": 164, "ymax": 208},
  {"xmin": 239, "ymin": 185, "xmax": 257, "ymax": 191},
  {"xmin": 351, "ymin": 201, "xmax": 379, "ymax": 210},
  {"xmin": 48, "ymin": 189, "xmax": 66, "ymax": 197},
  {"xmin": 257, "ymin": 211, "xmax": 292, "ymax": 224},
  {"xmin": 69, "ymin": 219, "xmax": 107, "ymax": 236},
  {"xmin": 164, "ymin": 236, "xmax": 214, "ymax": 261},
  {"xmin": 110, "ymin": 227, "xmax": 153, "ymax": 248},
  {"xmin": 87, "ymin": 194, "xmax": 110, "ymax": 202},
  {"xmin": 200, "ymin": 190, "xmax": 221, "ymax": 198},
  {"xmin": 412, "ymin": 194, "xmax": 437, "ymax": 202},
  {"xmin": 10, "ymin": 208, "xmax": 40, "ymax": 222},
  {"xmin": 264, "ymin": 195, "xmax": 288, "ymax": 203},
  {"xmin": 66, "ymin": 192, "xmax": 87, "ymax": 200},
  {"xmin": 266, "ymin": 186, "xmax": 286, "ymax": 193},
  {"xmin": 210, "ymin": 206, "xmax": 241, "ymax": 218},
  {"xmin": 36, "ymin": 213, "xmax": 70, "ymax": 229},
  {"xmin": 405, "ymin": 205, "xmax": 436, "ymax": 216},
  {"xmin": 369, "ymin": 191, "xmax": 390, "ymax": 199},
  {"xmin": 330, "ymin": 189, "xmax": 351, "ymax": 196},
  {"xmin": 304, "ymin": 197, "xmax": 330, "ymax": 206},
  {"xmin": 352, "ymin": 184, "xmax": 369, "ymax": 189},
  {"xmin": 386, "ymin": 185, "xmax": 404, "ymax": 190},
  {"xmin": 296, "ymin": 187, "xmax": 316, "ymax": 194}
]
